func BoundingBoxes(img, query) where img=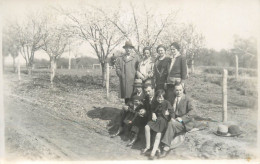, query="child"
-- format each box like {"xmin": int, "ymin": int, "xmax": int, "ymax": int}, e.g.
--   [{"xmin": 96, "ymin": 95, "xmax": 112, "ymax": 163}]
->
[
  {"xmin": 111, "ymin": 95, "xmax": 146, "ymax": 140},
  {"xmin": 142, "ymin": 89, "xmax": 175, "ymax": 160}
]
